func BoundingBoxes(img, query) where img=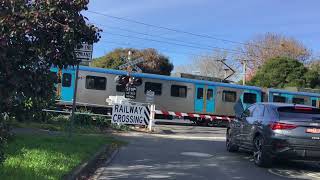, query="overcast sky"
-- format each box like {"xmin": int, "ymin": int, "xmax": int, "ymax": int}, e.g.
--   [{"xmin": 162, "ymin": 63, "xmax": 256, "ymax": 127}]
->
[{"xmin": 83, "ymin": 0, "xmax": 320, "ymax": 66}]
